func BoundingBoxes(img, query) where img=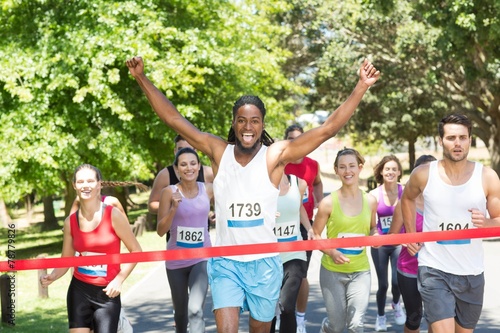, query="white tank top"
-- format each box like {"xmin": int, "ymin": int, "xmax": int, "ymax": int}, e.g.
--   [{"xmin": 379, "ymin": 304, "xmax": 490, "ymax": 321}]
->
[
  {"xmin": 420, "ymin": 160, "xmax": 485, "ymax": 275},
  {"xmin": 213, "ymin": 145, "xmax": 279, "ymax": 261},
  {"xmin": 276, "ymin": 175, "xmax": 307, "ymax": 263}
]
